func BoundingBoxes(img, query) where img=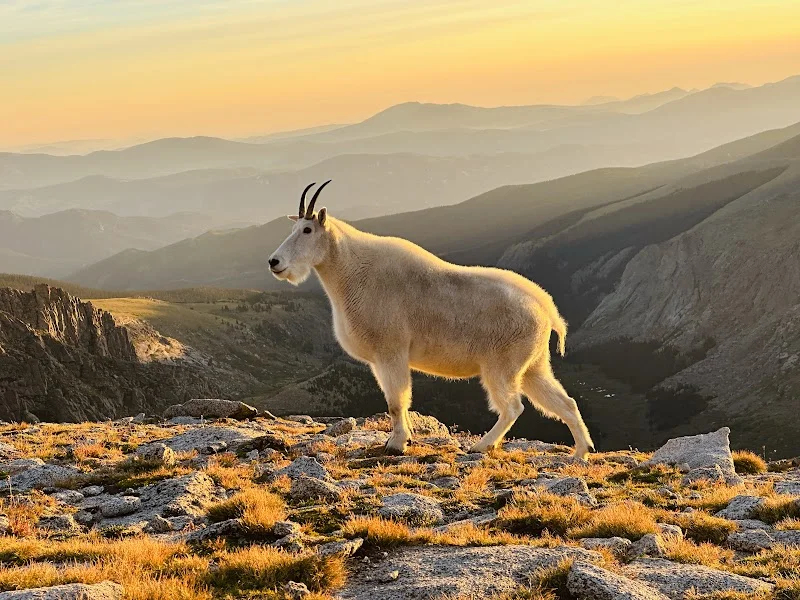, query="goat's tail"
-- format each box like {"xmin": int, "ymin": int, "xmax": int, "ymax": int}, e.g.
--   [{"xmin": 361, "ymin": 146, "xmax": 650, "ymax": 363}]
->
[{"xmin": 544, "ymin": 299, "xmax": 568, "ymax": 356}]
